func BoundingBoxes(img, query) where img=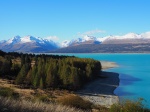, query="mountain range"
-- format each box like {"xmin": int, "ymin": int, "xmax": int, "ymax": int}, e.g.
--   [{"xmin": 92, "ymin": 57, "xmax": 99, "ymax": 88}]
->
[
  {"xmin": 0, "ymin": 35, "xmax": 59, "ymax": 52},
  {"xmin": 0, "ymin": 32, "xmax": 150, "ymax": 53}
]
